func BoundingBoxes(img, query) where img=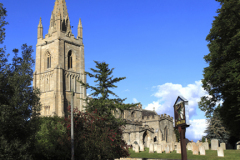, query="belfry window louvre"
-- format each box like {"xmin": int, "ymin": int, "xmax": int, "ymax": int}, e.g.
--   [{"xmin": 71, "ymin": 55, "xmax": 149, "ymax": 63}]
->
[{"xmin": 68, "ymin": 50, "xmax": 72, "ymax": 69}]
